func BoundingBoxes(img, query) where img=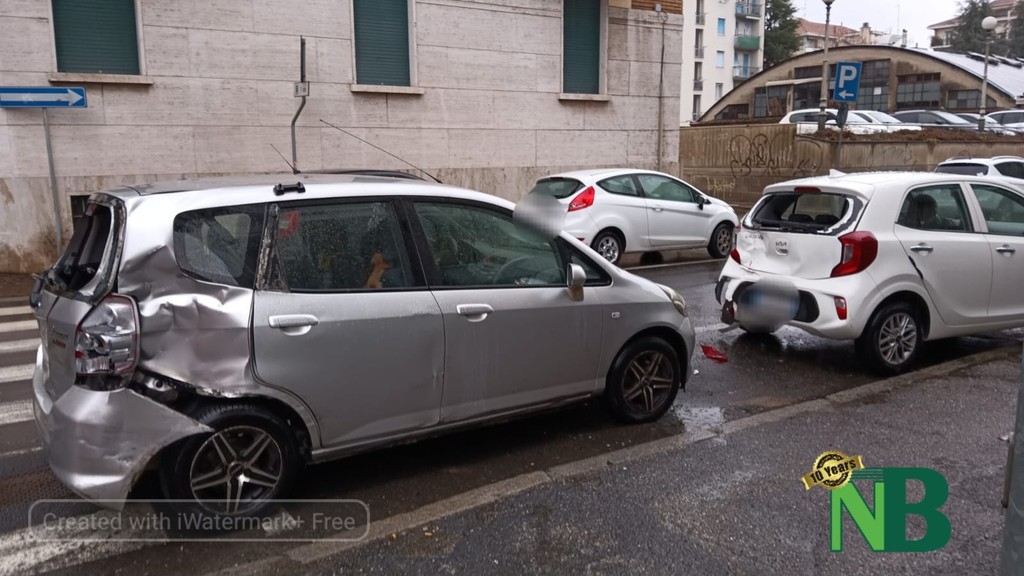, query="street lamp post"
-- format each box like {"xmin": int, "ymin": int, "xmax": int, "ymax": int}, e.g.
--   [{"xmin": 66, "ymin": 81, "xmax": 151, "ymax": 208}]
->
[
  {"xmin": 979, "ymin": 16, "xmax": 998, "ymax": 132},
  {"xmin": 817, "ymin": 0, "xmax": 836, "ymax": 131}
]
